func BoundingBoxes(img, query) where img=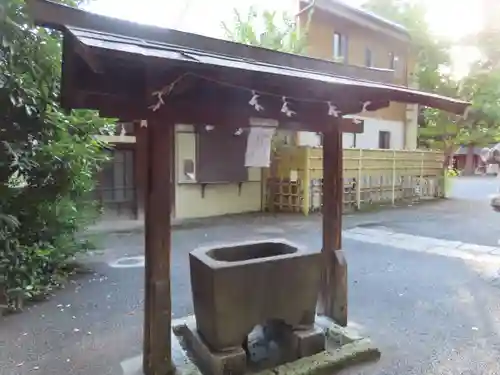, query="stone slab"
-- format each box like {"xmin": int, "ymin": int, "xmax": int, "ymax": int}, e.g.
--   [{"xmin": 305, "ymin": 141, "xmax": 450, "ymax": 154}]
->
[
  {"xmin": 344, "ymin": 227, "xmax": 500, "ymax": 263},
  {"xmin": 282, "ymin": 326, "xmax": 325, "ymax": 358},
  {"xmin": 424, "ymin": 247, "xmax": 476, "ymax": 261},
  {"xmin": 175, "ymin": 317, "xmax": 247, "ymax": 375},
  {"xmin": 458, "ymin": 243, "xmax": 497, "ymax": 254},
  {"xmin": 254, "ymin": 339, "xmax": 380, "ymax": 375},
  {"xmin": 489, "ymin": 248, "xmax": 500, "ymax": 256},
  {"xmin": 172, "ymin": 315, "xmax": 380, "ymax": 375}
]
